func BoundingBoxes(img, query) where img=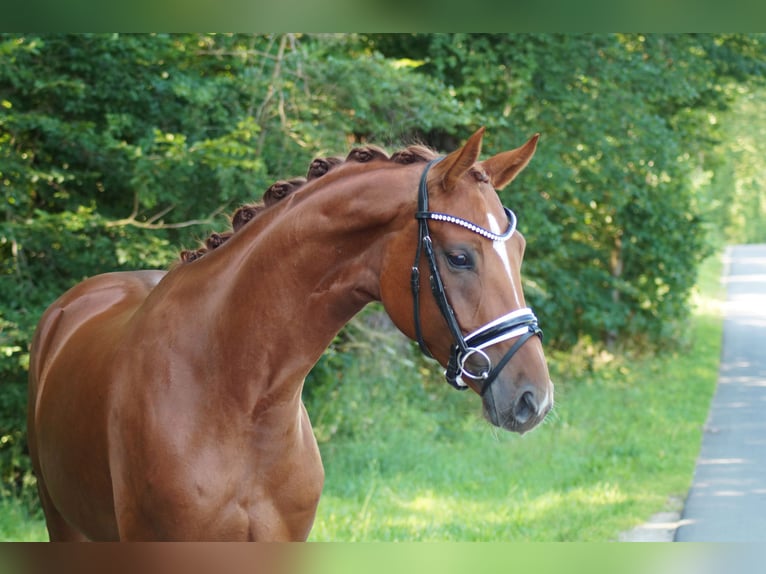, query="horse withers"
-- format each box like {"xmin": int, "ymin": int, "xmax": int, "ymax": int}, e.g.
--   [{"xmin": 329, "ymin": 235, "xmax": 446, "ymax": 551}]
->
[{"xmin": 27, "ymin": 128, "xmax": 553, "ymax": 541}]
